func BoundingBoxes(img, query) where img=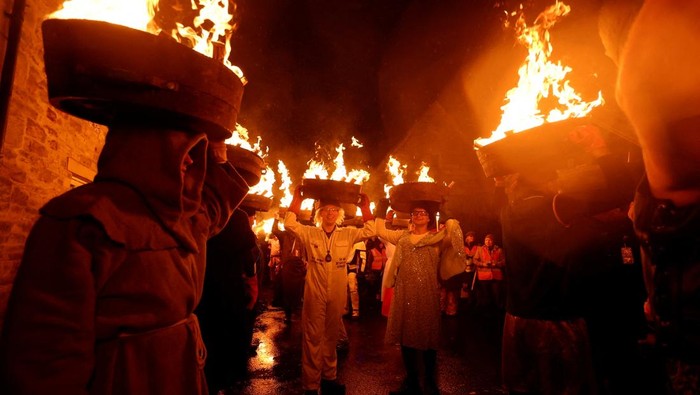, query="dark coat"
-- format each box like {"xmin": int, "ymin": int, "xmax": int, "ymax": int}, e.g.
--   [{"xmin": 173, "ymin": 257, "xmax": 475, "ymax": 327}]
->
[{"xmin": 0, "ymin": 127, "xmax": 248, "ymax": 395}]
